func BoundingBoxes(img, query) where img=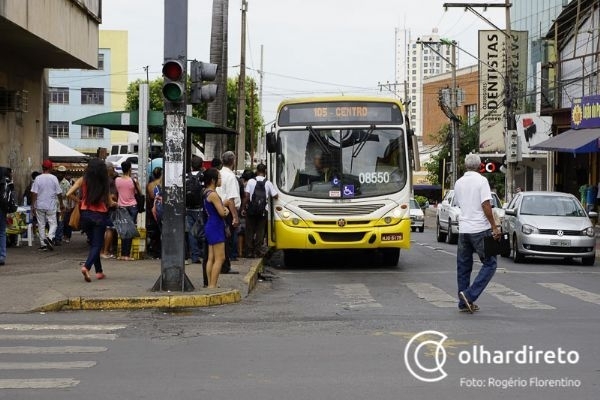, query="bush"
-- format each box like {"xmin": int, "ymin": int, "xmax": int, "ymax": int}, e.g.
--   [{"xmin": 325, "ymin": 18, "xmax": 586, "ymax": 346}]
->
[{"xmin": 414, "ymin": 195, "xmax": 428, "ymax": 208}]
